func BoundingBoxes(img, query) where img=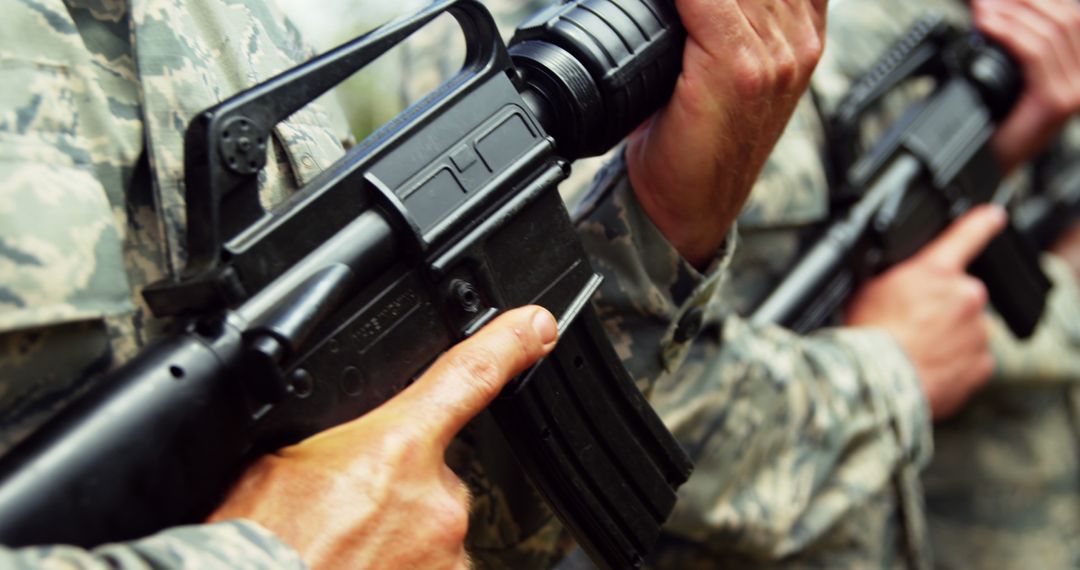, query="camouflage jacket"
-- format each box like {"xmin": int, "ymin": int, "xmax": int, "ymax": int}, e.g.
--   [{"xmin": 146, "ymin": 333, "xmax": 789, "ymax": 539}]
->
[{"xmin": 0, "ymin": 522, "xmax": 305, "ymax": 570}]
